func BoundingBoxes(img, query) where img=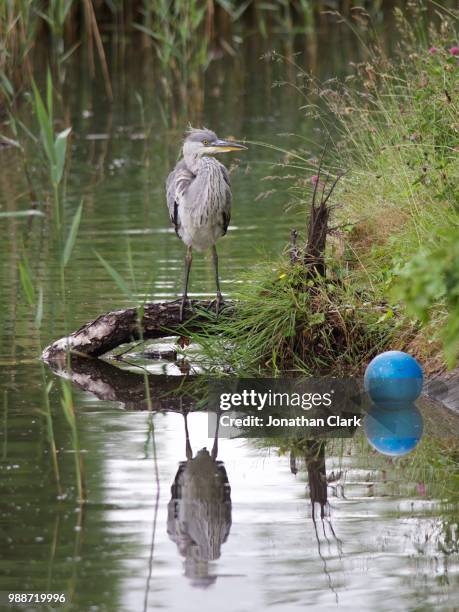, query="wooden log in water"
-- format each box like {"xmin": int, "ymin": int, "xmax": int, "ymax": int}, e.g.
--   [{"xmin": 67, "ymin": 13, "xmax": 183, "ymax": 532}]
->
[{"xmin": 41, "ymin": 299, "xmax": 229, "ymax": 361}]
